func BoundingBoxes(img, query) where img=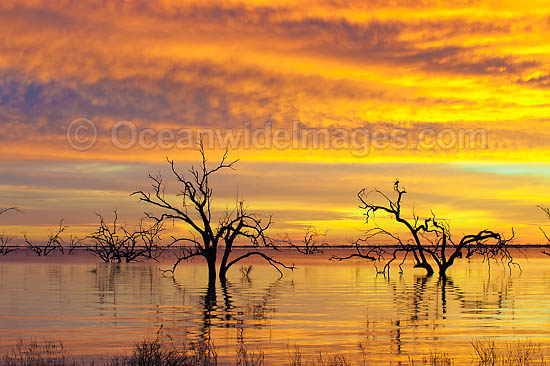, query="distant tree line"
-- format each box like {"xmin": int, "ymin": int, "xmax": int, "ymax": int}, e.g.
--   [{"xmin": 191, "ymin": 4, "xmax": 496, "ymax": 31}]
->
[{"xmin": 2, "ymin": 144, "xmax": 550, "ymax": 282}]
